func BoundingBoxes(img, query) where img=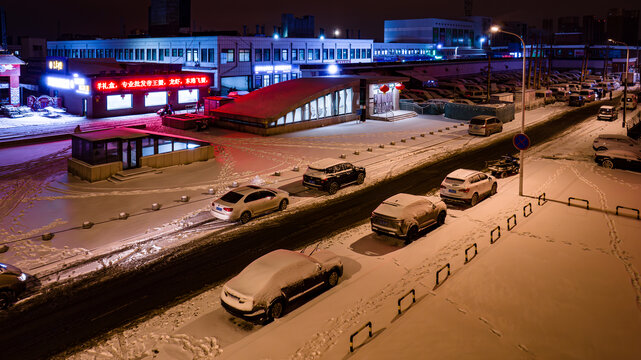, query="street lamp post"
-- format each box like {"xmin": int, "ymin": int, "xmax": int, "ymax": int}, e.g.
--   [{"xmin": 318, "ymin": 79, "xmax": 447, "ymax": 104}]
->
[
  {"xmin": 492, "ymin": 26, "xmax": 526, "ymax": 196},
  {"xmin": 609, "ymin": 39, "xmax": 629, "ymax": 129}
]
